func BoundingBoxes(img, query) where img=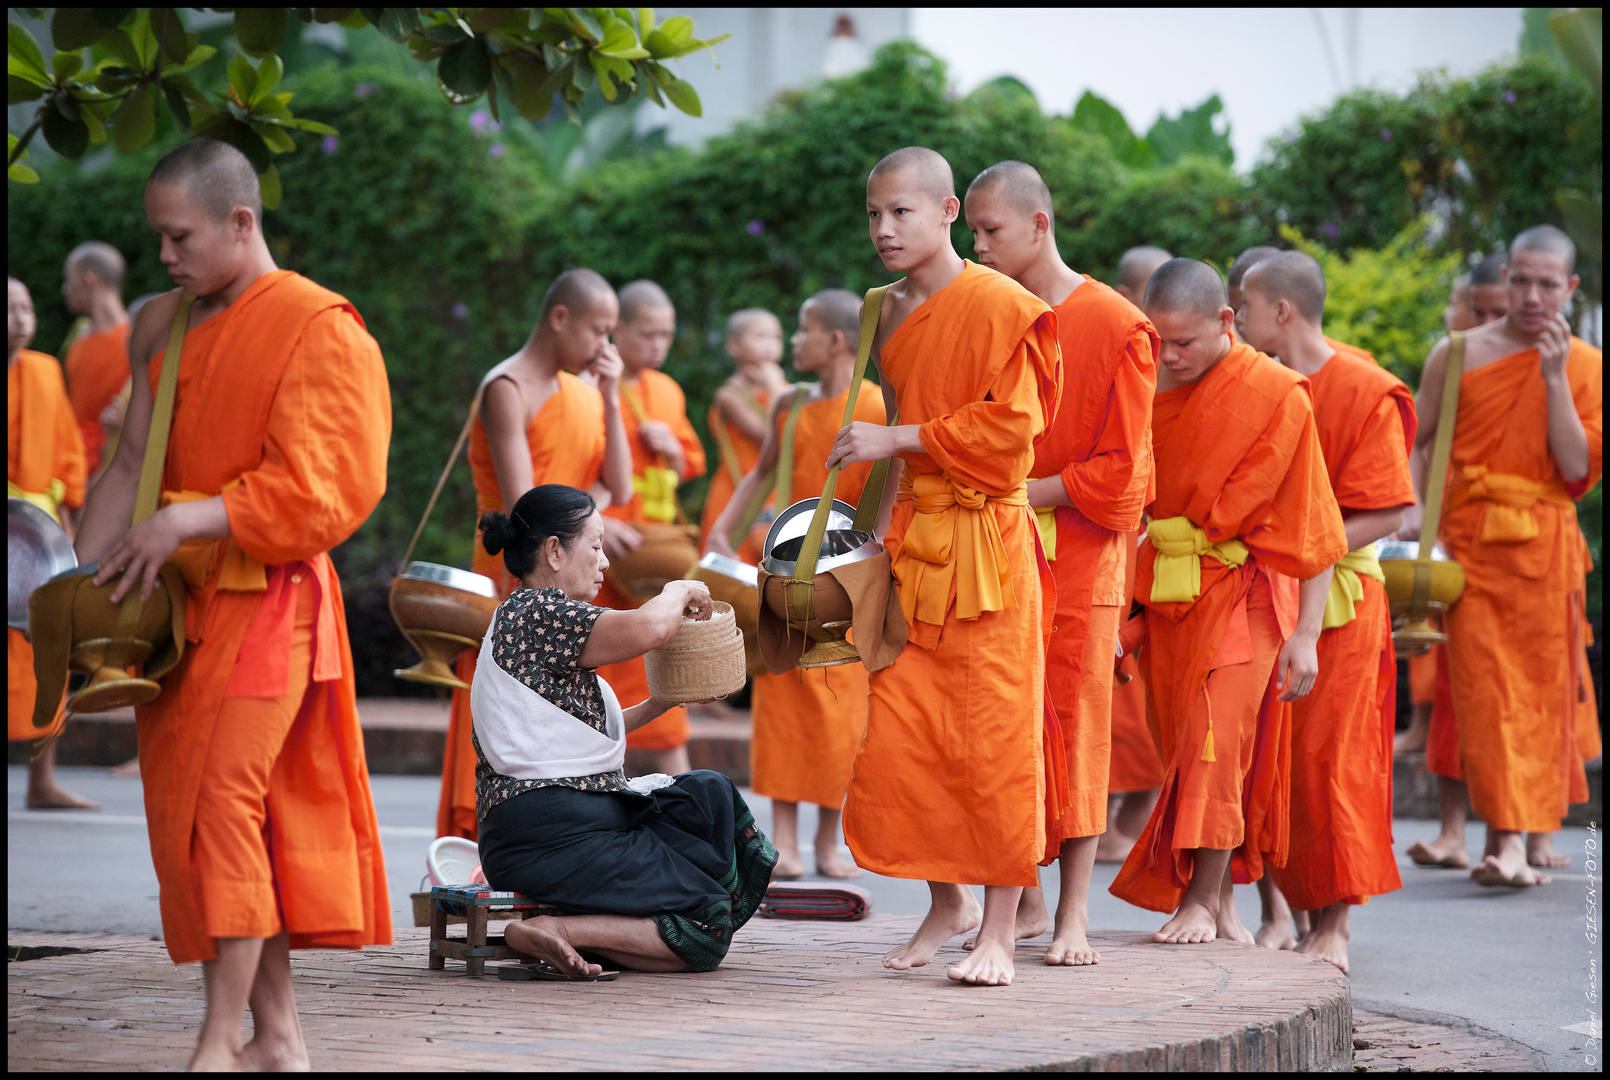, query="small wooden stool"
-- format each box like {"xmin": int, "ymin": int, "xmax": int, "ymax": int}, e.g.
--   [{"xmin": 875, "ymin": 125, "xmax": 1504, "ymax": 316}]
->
[{"xmin": 428, "ymin": 885, "xmax": 560, "ymax": 975}]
